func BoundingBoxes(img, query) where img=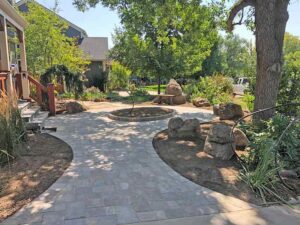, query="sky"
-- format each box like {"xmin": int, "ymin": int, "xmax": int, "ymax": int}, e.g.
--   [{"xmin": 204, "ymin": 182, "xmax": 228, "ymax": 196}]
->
[{"xmin": 36, "ymin": 0, "xmax": 300, "ymax": 48}]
